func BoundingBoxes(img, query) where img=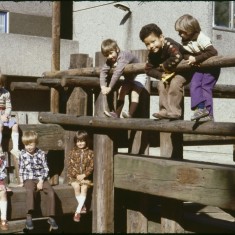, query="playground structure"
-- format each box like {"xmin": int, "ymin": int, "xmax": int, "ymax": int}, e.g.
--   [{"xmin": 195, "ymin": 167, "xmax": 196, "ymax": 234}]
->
[
  {"xmin": 2, "ymin": 50, "xmax": 235, "ymax": 233},
  {"xmin": 2, "ymin": 2, "xmax": 235, "ymax": 233}
]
